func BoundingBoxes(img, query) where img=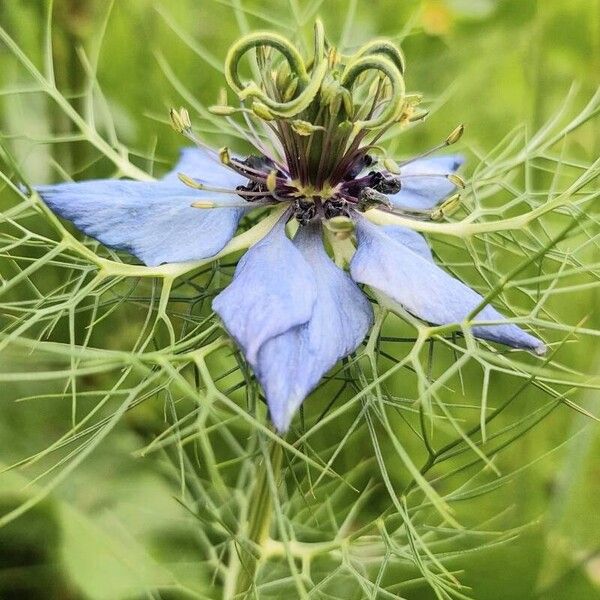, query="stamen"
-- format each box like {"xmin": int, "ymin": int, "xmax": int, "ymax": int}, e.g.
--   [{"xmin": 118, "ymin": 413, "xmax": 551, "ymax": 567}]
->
[
  {"xmin": 378, "ymin": 192, "xmax": 462, "ymax": 221},
  {"xmin": 446, "ymin": 173, "xmax": 466, "ymax": 189},
  {"xmin": 445, "ymin": 124, "xmax": 465, "ymax": 145},
  {"xmin": 178, "ymin": 173, "xmax": 203, "ymax": 189},
  {"xmin": 383, "ymin": 157, "xmax": 401, "ymax": 174},
  {"xmin": 177, "ymin": 173, "xmax": 274, "ymax": 197},
  {"xmin": 219, "ymin": 147, "xmax": 232, "ymax": 165},
  {"xmin": 399, "ymin": 124, "xmax": 465, "ymax": 166},
  {"xmin": 266, "ymin": 170, "xmax": 278, "ymax": 192},
  {"xmin": 169, "ymin": 107, "xmax": 191, "ymax": 133},
  {"xmin": 357, "ymin": 187, "xmax": 393, "ymax": 211},
  {"xmin": 207, "ymin": 105, "xmax": 239, "ymax": 116},
  {"xmin": 290, "ymin": 120, "xmax": 326, "ymax": 136},
  {"xmin": 190, "ymin": 199, "xmax": 277, "ymax": 209},
  {"xmin": 431, "ymin": 193, "xmax": 461, "ymax": 220},
  {"xmin": 399, "ymin": 173, "xmax": 462, "ymax": 181}
]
